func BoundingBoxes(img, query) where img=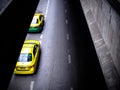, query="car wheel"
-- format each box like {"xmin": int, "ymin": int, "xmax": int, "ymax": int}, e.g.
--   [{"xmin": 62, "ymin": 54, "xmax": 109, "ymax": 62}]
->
[
  {"xmin": 34, "ymin": 49, "xmax": 41, "ymax": 74},
  {"xmin": 42, "ymin": 20, "xmax": 45, "ymax": 27}
]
